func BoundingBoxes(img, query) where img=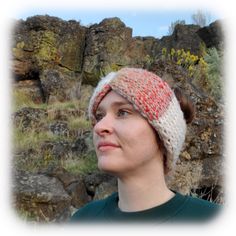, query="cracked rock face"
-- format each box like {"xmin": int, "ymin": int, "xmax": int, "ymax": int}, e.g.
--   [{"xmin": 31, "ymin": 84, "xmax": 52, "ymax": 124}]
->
[
  {"xmin": 13, "ymin": 170, "xmax": 72, "ymax": 222},
  {"xmin": 12, "ymin": 15, "xmax": 86, "ymax": 103}
]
